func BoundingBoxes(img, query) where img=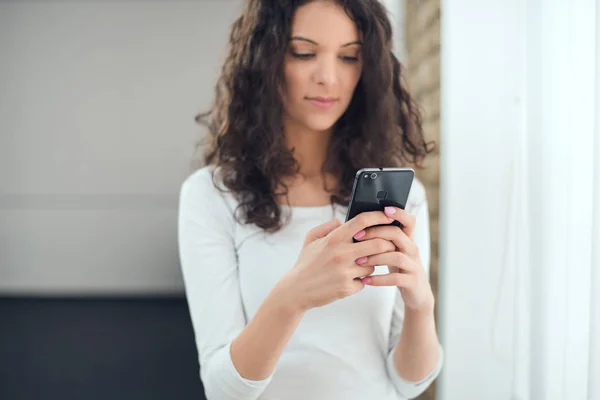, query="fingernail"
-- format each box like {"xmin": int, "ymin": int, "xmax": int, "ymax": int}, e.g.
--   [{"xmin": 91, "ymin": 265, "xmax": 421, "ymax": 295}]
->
[
  {"xmin": 356, "ymin": 256, "xmax": 368, "ymax": 265},
  {"xmin": 362, "ymin": 277, "xmax": 372, "ymax": 285},
  {"xmin": 354, "ymin": 230, "xmax": 366, "ymax": 240},
  {"xmin": 384, "ymin": 206, "xmax": 396, "ymax": 215}
]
